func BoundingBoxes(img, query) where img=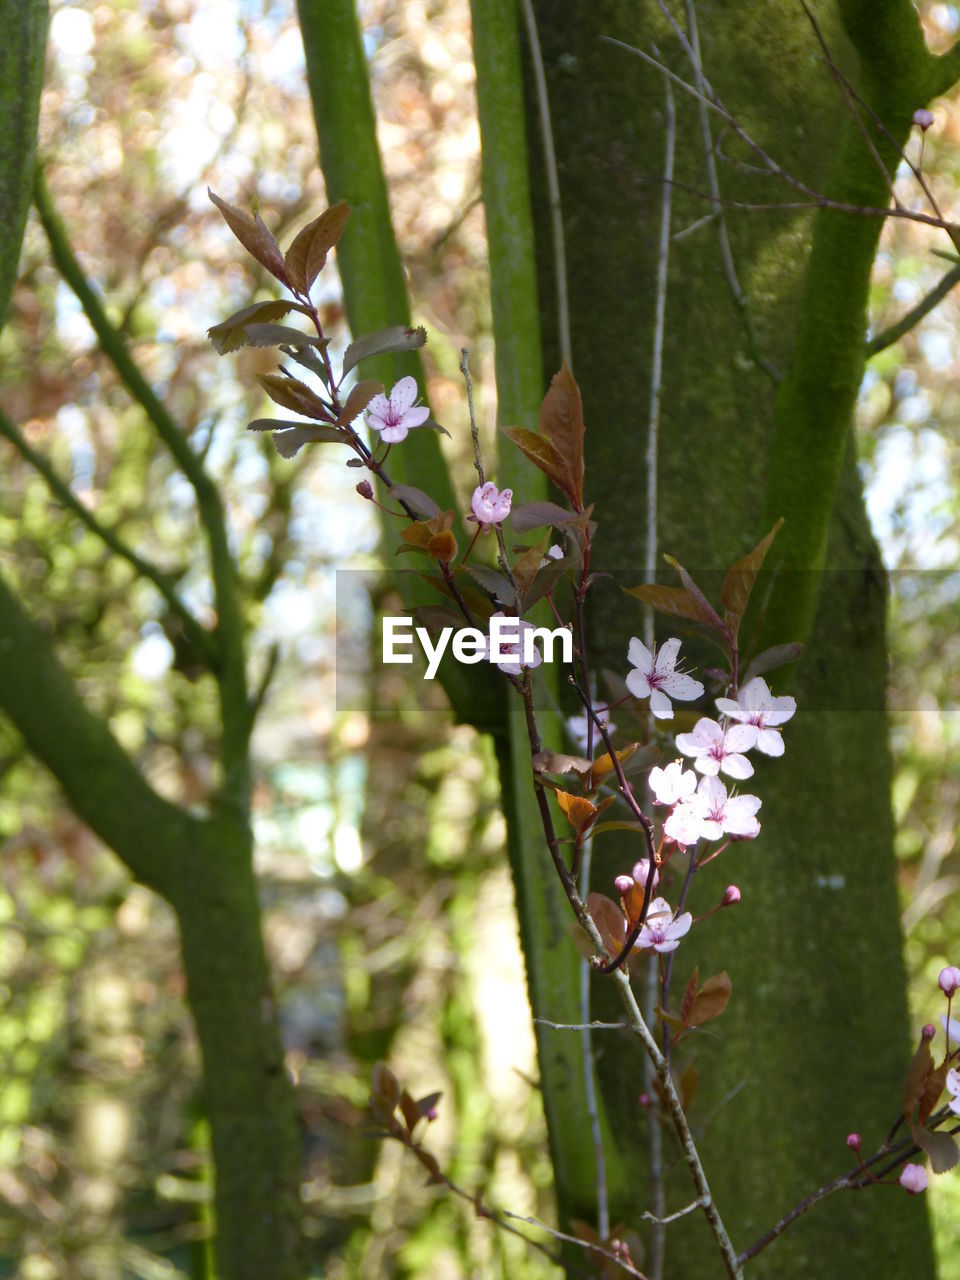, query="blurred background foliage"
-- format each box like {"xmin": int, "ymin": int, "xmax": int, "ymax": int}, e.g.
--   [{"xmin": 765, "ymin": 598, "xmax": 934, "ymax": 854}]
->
[{"xmin": 0, "ymin": 0, "xmax": 957, "ymax": 1276}]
